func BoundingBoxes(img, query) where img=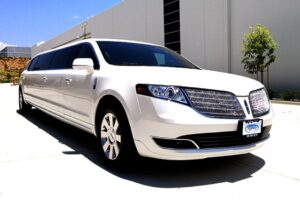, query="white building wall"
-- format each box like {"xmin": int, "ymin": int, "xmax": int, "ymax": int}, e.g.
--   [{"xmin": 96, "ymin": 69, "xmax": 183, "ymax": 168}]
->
[
  {"xmin": 89, "ymin": 0, "xmax": 164, "ymax": 44},
  {"xmin": 32, "ymin": 0, "xmax": 164, "ymax": 56},
  {"xmin": 32, "ymin": 0, "xmax": 300, "ymax": 91},
  {"xmin": 31, "ymin": 25, "xmax": 83, "ymax": 56},
  {"xmin": 181, "ymin": 0, "xmax": 229, "ymax": 72},
  {"xmin": 181, "ymin": 0, "xmax": 300, "ymax": 91},
  {"xmin": 230, "ymin": 0, "xmax": 300, "ymax": 91}
]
